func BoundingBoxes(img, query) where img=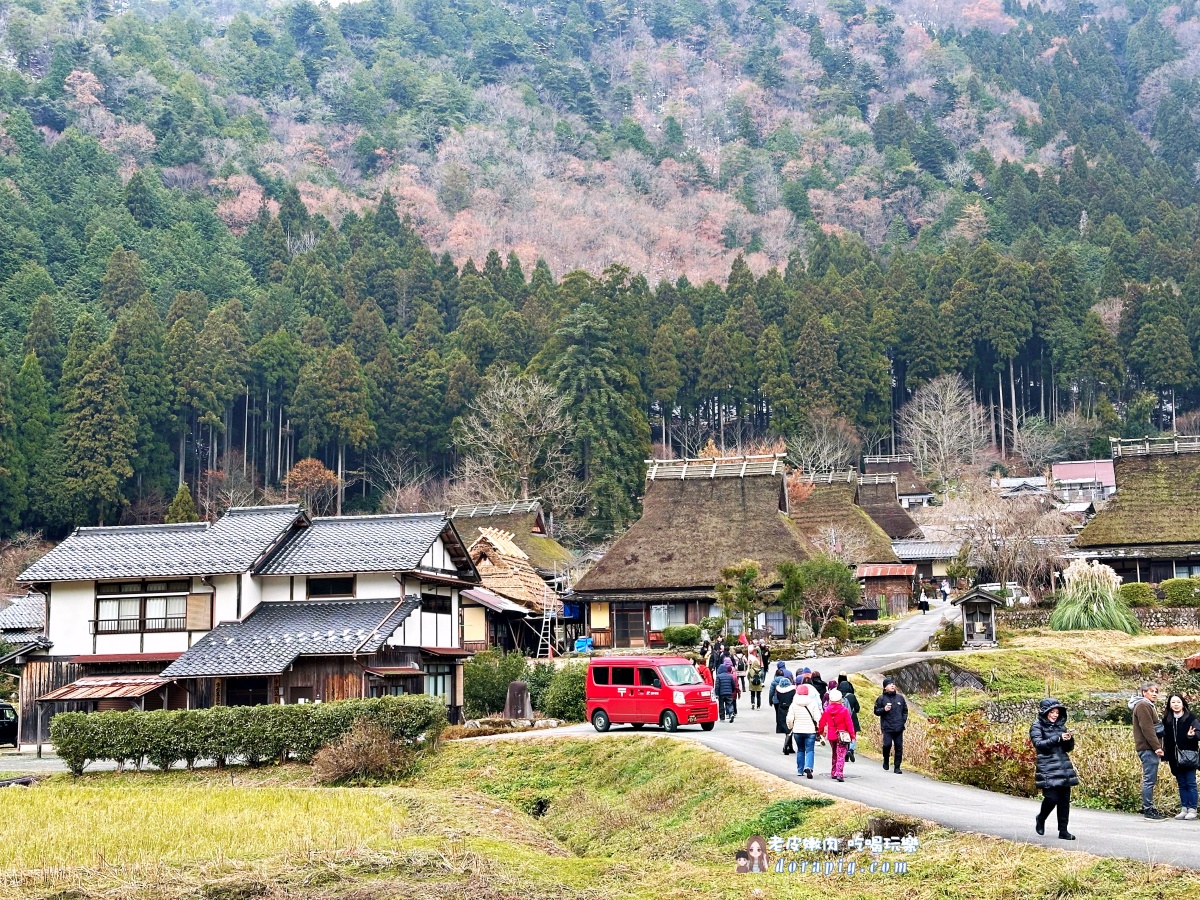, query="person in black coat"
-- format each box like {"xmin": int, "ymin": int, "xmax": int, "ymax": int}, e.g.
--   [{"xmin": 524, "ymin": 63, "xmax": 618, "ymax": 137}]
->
[
  {"xmin": 873, "ymin": 678, "xmax": 909, "ymax": 773},
  {"xmin": 1030, "ymin": 697, "xmax": 1079, "ymax": 840},
  {"xmin": 1162, "ymin": 694, "xmax": 1200, "ymax": 819},
  {"xmin": 714, "ymin": 662, "xmax": 739, "ymax": 723}
]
